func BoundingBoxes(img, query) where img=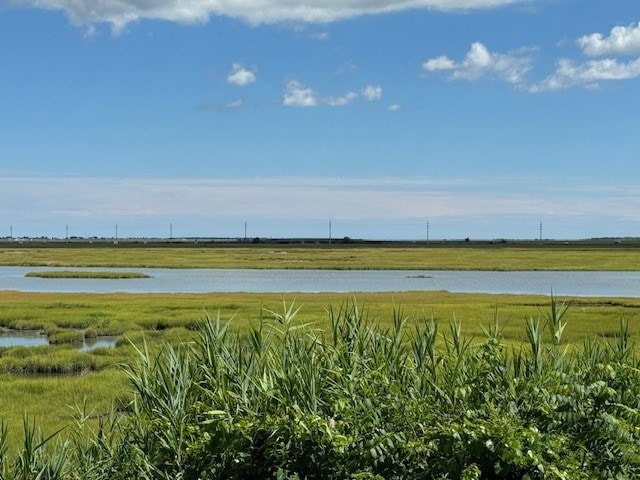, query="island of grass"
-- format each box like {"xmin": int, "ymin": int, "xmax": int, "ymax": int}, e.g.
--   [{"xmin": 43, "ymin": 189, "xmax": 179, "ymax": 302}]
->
[{"xmin": 25, "ymin": 270, "xmax": 150, "ymax": 279}]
